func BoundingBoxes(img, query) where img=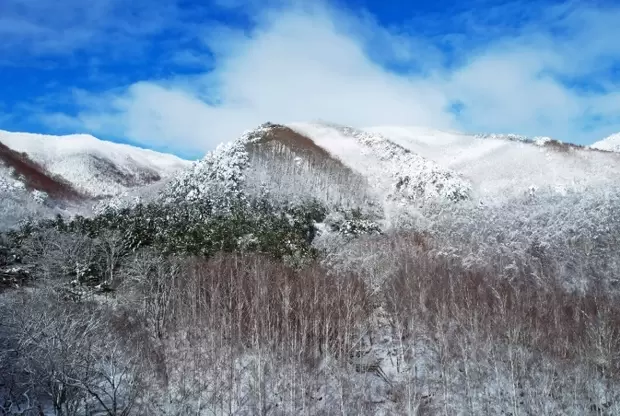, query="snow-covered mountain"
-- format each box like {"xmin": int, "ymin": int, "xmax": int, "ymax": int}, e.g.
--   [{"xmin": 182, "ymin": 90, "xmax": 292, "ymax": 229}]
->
[
  {"xmin": 165, "ymin": 122, "xmax": 471, "ymax": 218},
  {"xmin": 164, "ymin": 121, "xmax": 620, "ymax": 224},
  {"xmin": 4, "ymin": 121, "xmax": 620, "ymax": 415},
  {"xmin": 287, "ymin": 122, "xmax": 471, "ymax": 203},
  {"xmin": 591, "ymin": 132, "xmax": 620, "ymax": 152},
  {"xmin": 365, "ymin": 125, "xmax": 620, "ymax": 199},
  {"xmin": 0, "ymin": 140, "xmax": 81, "ymax": 201},
  {"xmin": 0, "ymin": 130, "xmax": 190, "ymax": 199}
]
